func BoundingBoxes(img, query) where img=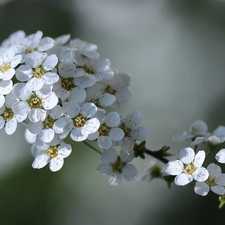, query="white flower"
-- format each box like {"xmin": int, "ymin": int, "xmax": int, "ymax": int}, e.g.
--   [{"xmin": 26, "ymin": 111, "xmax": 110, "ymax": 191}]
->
[
  {"xmin": 15, "ymin": 30, "xmax": 55, "ymax": 57},
  {"xmin": 119, "ymin": 110, "xmax": 148, "ymax": 153},
  {"xmin": 74, "ymin": 57, "xmax": 114, "ymax": 82},
  {"xmin": 194, "ymin": 163, "xmax": 225, "ymax": 196},
  {"xmin": 0, "ymin": 47, "xmax": 22, "ymax": 80},
  {"xmin": 32, "ymin": 139, "xmax": 72, "ymax": 172},
  {"xmin": 63, "ymin": 102, "xmax": 100, "ymax": 142},
  {"xmin": 97, "ymin": 148, "xmax": 138, "ymax": 185},
  {"xmin": 215, "ymin": 148, "xmax": 225, "ymax": 163},
  {"xmin": 0, "ymin": 92, "xmax": 26, "ymax": 135},
  {"xmin": 101, "ymin": 72, "xmax": 132, "ymax": 109},
  {"xmin": 88, "ymin": 111, "xmax": 124, "ymax": 149},
  {"xmin": 27, "ymin": 105, "xmax": 67, "ymax": 143},
  {"xmin": 12, "ymin": 83, "xmax": 58, "ymax": 123},
  {"xmin": 16, "ymin": 51, "xmax": 59, "ymax": 91},
  {"xmin": 165, "ymin": 147, "xmax": 209, "ymax": 186},
  {"xmin": 191, "ymin": 125, "xmax": 225, "ymax": 146},
  {"xmin": 70, "ymin": 38, "xmax": 99, "ymax": 60},
  {"xmin": 172, "ymin": 120, "xmax": 209, "ymax": 142}
]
